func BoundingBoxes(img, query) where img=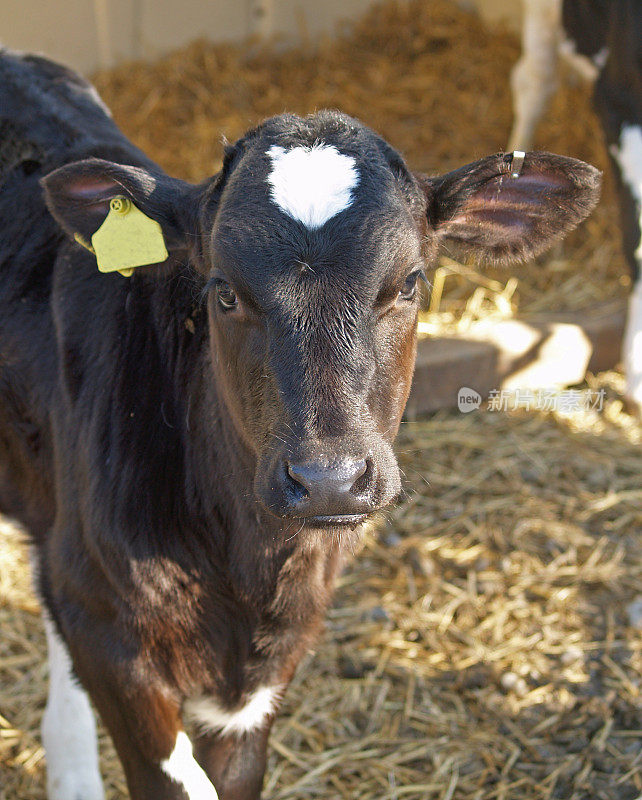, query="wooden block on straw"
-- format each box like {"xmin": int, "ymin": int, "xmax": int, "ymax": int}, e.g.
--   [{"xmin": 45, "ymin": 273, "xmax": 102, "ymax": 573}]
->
[
  {"xmin": 406, "ymin": 337, "xmax": 498, "ymax": 416},
  {"xmin": 409, "ymin": 301, "xmax": 626, "ymax": 413}
]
